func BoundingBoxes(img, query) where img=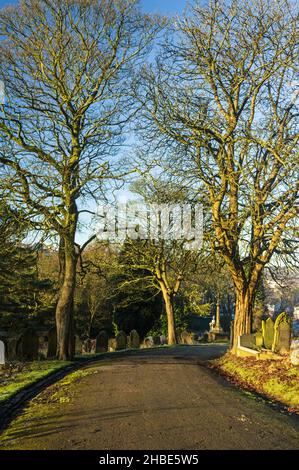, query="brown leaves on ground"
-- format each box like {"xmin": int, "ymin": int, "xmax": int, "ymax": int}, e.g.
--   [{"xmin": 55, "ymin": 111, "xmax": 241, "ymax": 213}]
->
[{"xmin": 209, "ymin": 353, "xmax": 299, "ymax": 415}]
